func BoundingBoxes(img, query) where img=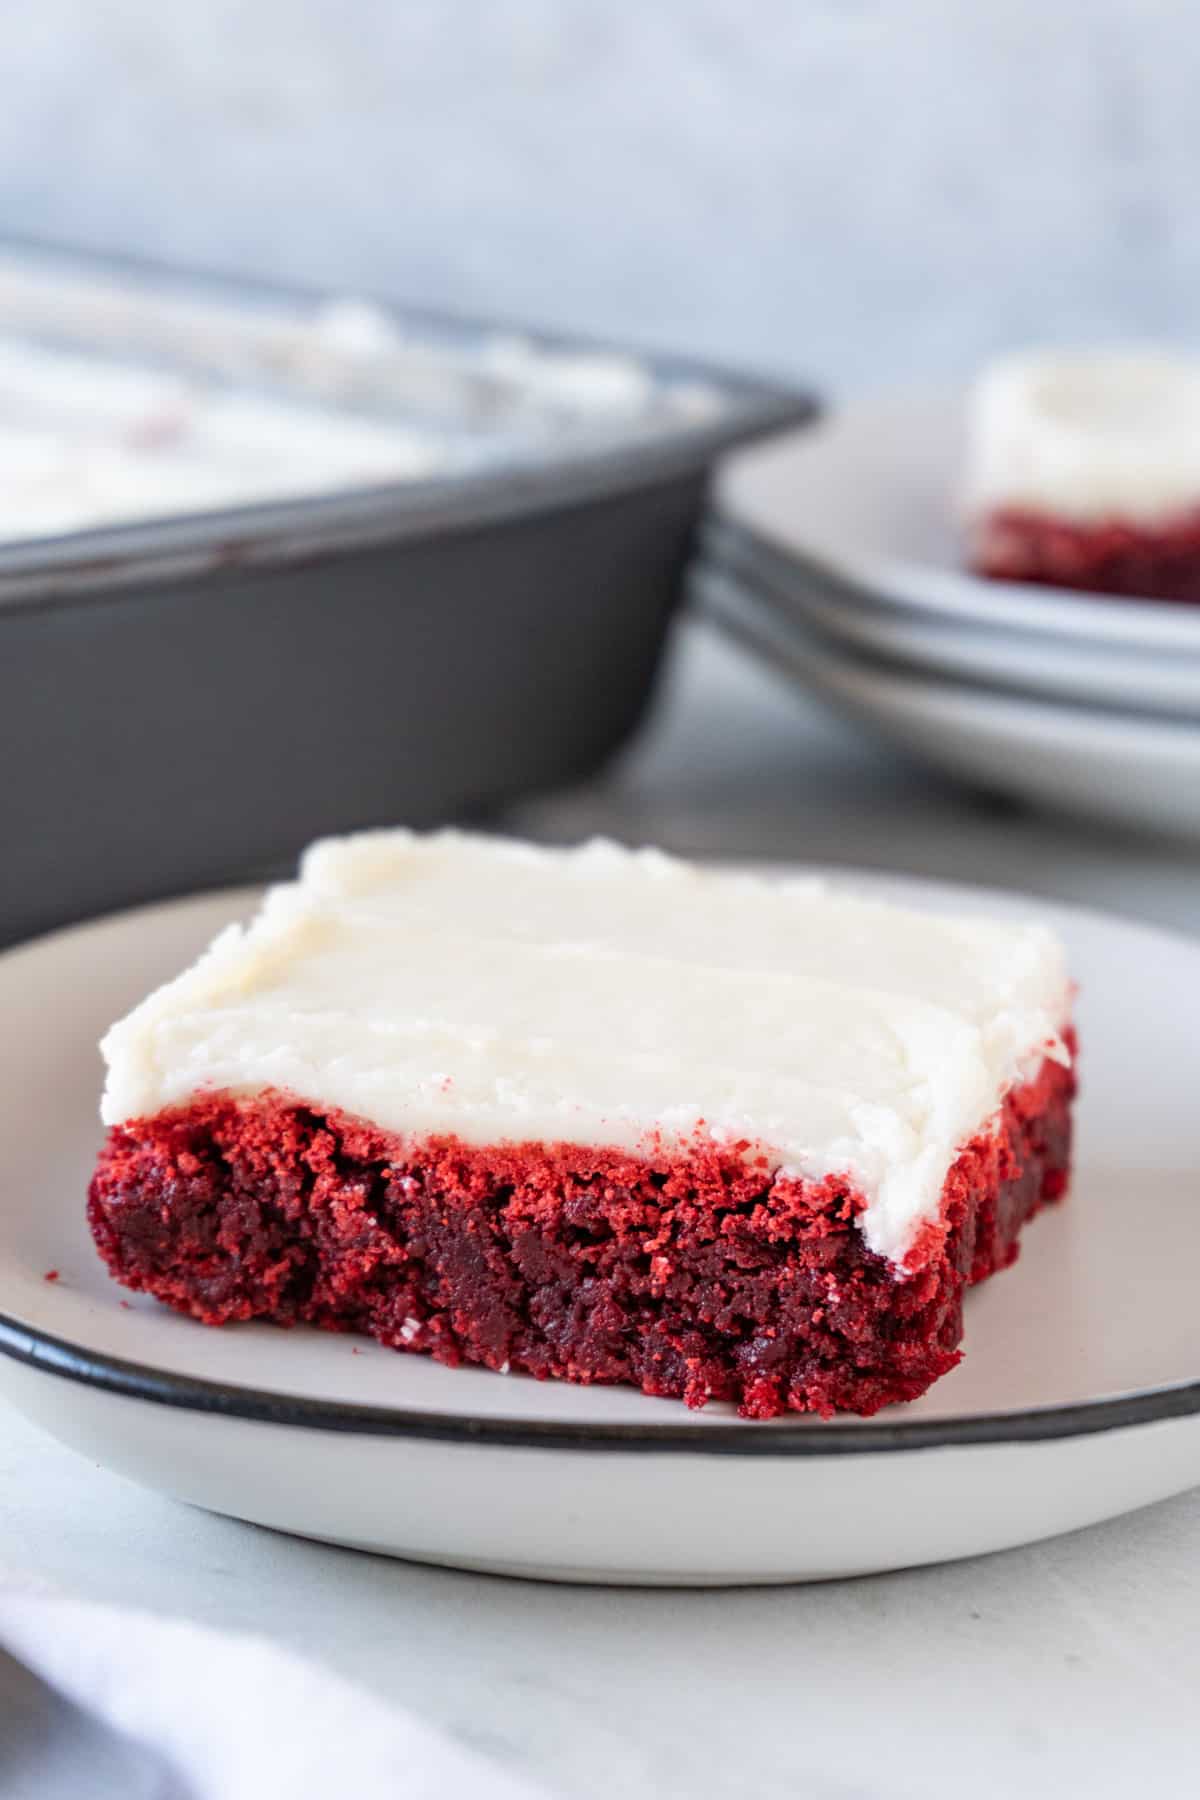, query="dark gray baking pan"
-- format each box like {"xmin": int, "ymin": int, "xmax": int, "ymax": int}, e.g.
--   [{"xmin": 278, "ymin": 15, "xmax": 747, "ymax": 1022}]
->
[{"xmin": 0, "ymin": 243, "xmax": 813, "ymax": 947}]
